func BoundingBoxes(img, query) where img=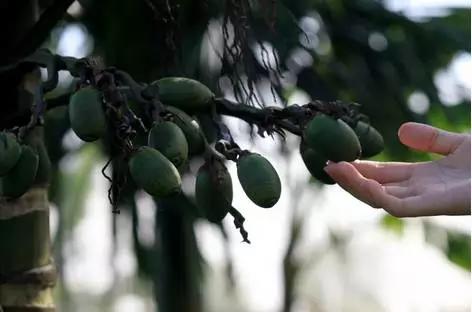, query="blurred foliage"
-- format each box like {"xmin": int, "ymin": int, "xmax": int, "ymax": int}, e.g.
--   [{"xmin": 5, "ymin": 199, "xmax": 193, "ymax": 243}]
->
[
  {"xmin": 36, "ymin": 0, "xmax": 470, "ymax": 311},
  {"xmin": 76, "ymin": 0, "xmax": 470, "ymax": 161},
  {"xmin": 380, "ymin": 214, "xmax": 404, "ymax": 236},
  {"xmin": 424, "ymin": 221, "xmax": 471, "ymax": 272},
  {"xmin": 446, "ymin": 231, "xmax": 471, "ymax": 271}
]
